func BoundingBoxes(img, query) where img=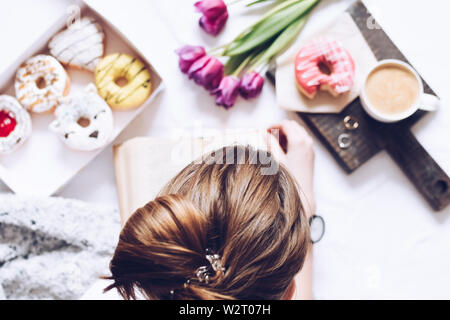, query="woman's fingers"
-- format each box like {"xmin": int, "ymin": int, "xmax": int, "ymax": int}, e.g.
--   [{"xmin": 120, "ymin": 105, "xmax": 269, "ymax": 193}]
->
[
  {"xmin": 283, "ymin": 120, "xmax": 312, "ymax": 144},
  {"xmin": 264, "ymin": 131, "xmax": 285, "ymax": 161},
  {"xmin": 267, "ymin": 125, "xmax": 288, "ymax": 153},
  {"xmin": 270, "ymin": 120, "xmax": 313, "ymax": 152}
]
